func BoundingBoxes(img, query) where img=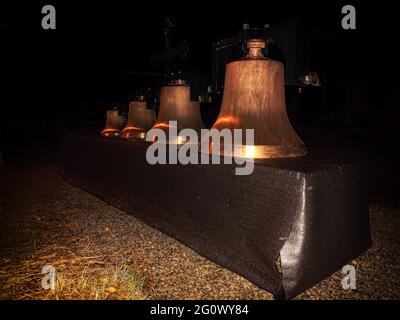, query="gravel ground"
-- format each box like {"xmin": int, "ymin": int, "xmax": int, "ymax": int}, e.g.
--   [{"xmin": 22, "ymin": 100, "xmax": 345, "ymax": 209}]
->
[{"xmin": 0, "ymin": 165, "xmax": 399, "ymax": 299}]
